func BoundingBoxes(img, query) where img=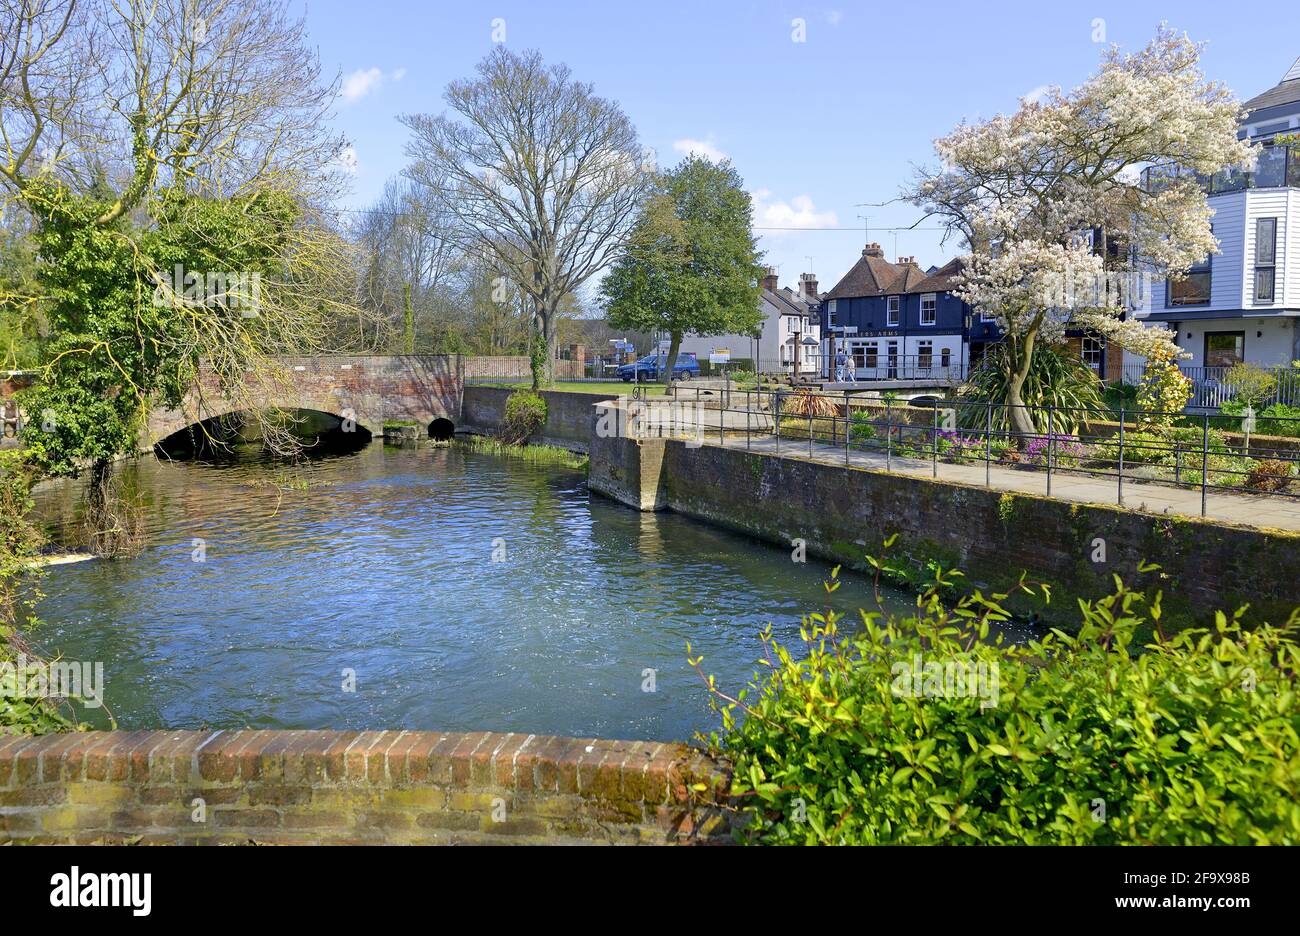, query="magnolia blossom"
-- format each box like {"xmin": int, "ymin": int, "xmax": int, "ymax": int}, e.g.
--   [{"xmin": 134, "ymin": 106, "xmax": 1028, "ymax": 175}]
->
[{"xmin": 913, "ymin": 28, "xmax": 1254, "ymax": 366}]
